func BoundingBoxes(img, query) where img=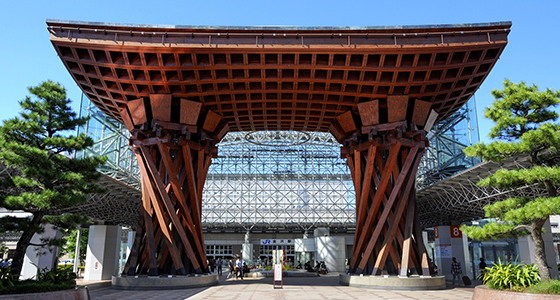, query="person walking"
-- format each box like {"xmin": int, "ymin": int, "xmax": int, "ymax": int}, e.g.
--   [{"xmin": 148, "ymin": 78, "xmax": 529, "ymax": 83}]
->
[
  {"xmin": 228, "ymin": 259, "xmax": 235, "ymax": 279},
  {"xmin": 217, "ymin": 257, "xmax": 223, "ymax": 276},
  {"xmin": 451, "ymin": 257, "xmax": 463, "ymax": 286},
  {"xmin": 235, "ymin": 257, "xmax": 243, "ymax": 280}
]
